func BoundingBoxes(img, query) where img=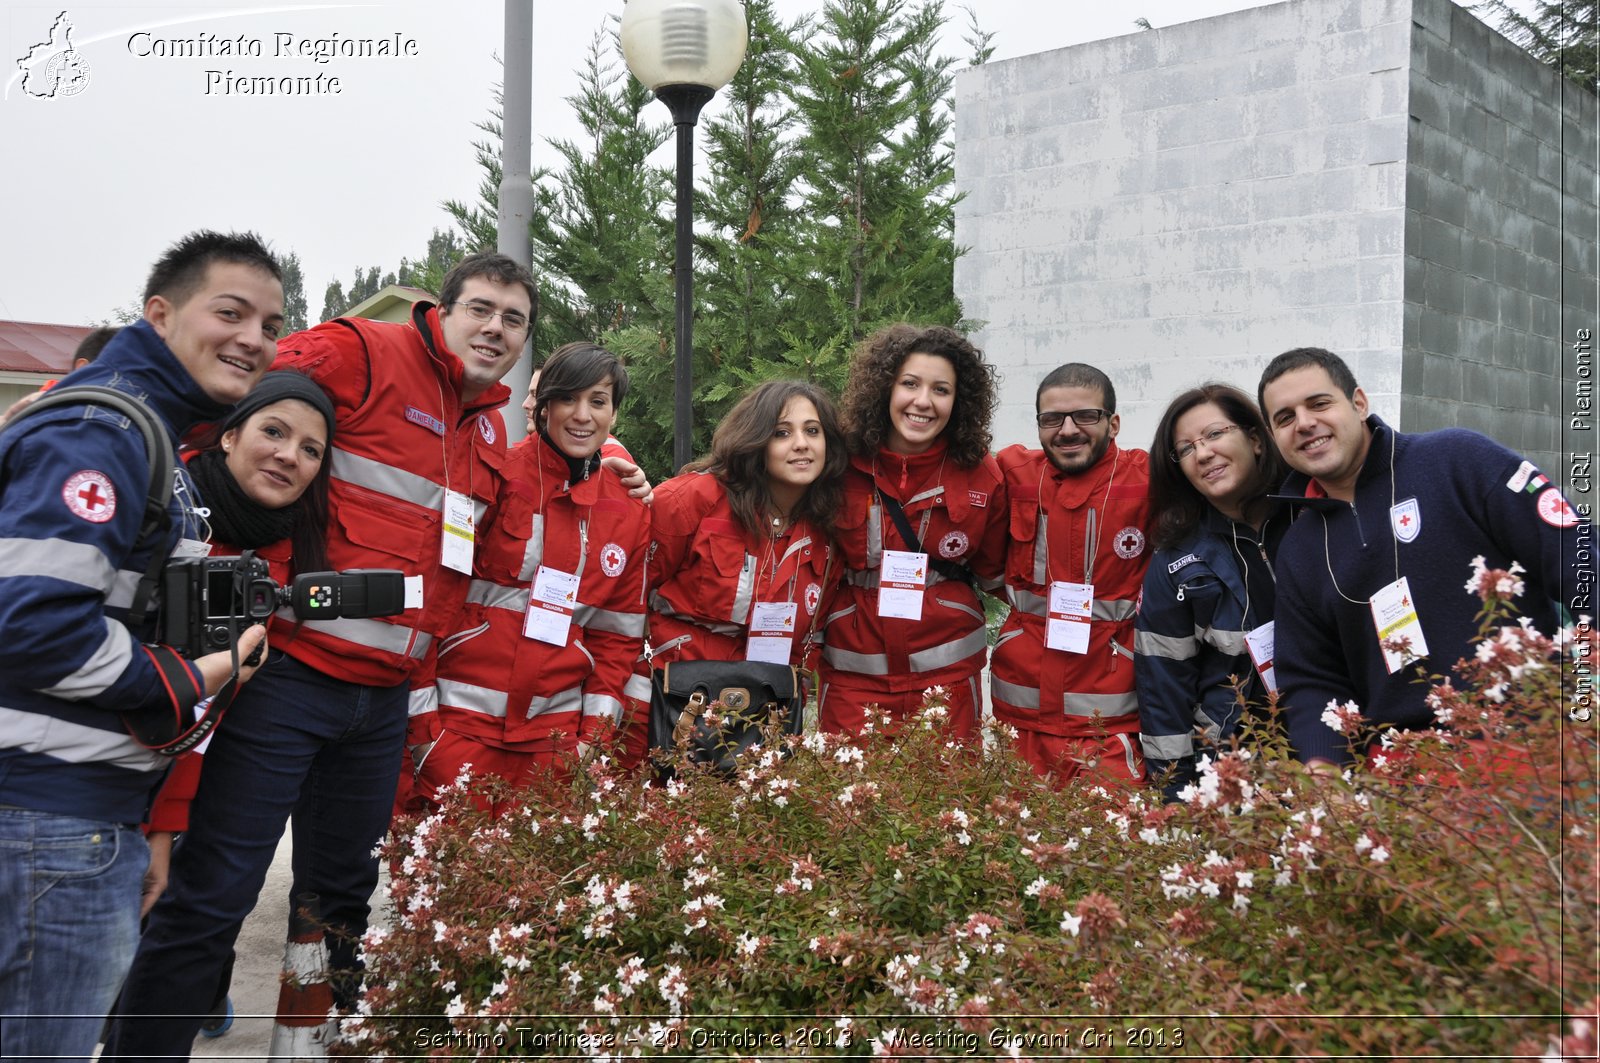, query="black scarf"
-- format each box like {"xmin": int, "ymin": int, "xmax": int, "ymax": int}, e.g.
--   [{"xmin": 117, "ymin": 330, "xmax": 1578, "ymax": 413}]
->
[
  {"xmin": 187, "ymin": 449, "xmax": 297, "ymax": 549},
  {"xmin": 537, "ymin": 427, "xmax": 602, "ymax": 483}
]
